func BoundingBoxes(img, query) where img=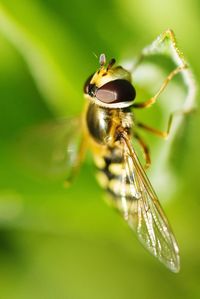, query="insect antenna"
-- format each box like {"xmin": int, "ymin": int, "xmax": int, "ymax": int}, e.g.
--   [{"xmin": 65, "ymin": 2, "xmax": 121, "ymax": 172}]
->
[
  {"xmin": 99, "ymin": 53, "xmax": 106, "ymax": 68},
  {"xmin": 107, "ymin": 58, "xmax": 116, "ymax": 70}
]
